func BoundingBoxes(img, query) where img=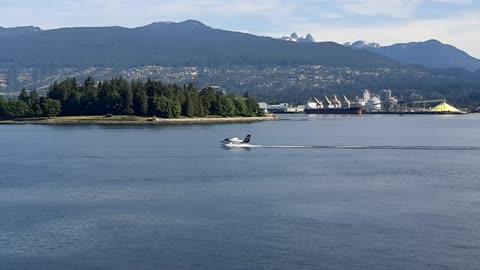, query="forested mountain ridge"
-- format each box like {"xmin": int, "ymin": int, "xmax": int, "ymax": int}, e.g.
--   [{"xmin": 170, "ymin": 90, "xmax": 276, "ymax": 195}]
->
[
  {"xmin": 0, "ymin": 20, "xmax": 395, "ymax": 70},
  {"xmin": 345, "ymin": 40, "xmax": 480, "ymax": 71}
]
